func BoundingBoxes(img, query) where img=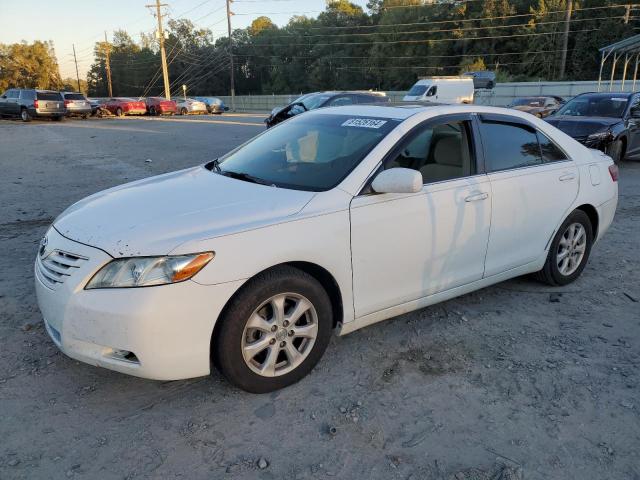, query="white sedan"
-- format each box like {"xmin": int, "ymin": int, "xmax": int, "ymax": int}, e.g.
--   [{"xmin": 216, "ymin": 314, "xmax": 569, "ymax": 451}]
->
[
  {"xmin": 35, "ymin": 104, "xmax": 618, "ymax": 392},
  {"xmin": 175, "ymin": 98, "xmax": 207, "ymax": 115}
]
